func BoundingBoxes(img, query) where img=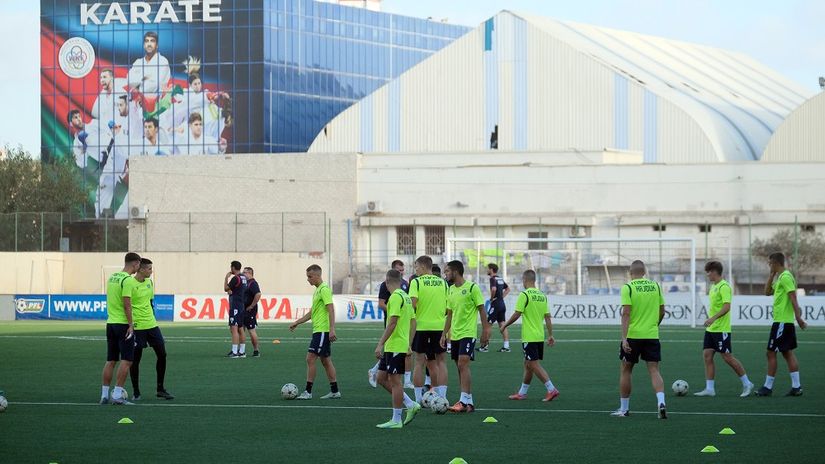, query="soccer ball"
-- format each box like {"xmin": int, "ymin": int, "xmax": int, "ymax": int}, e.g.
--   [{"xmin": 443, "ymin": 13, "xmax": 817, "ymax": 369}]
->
[
  {"xmin": 431, "ymin": 396, "xmax": 449, "ymax": 414},
  {"xmin": 281, "ymin": 383, "xmax": 299, "ymax": 400},
  {"xmin": 0, "ymin": 395, "xmax": 8, "ymax": 412},
  {"xmin": 421, "ymin": 390, "xmax": 437, "ymax": 409},
  {"xmin": 672, "ymin": 380, "xmax": 689, "ymax": 396}
]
